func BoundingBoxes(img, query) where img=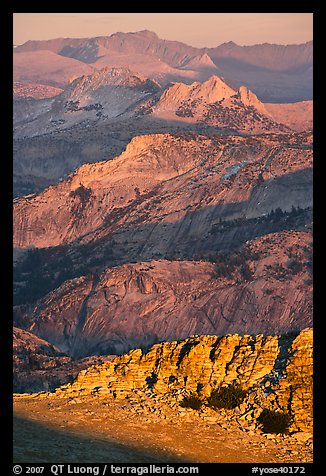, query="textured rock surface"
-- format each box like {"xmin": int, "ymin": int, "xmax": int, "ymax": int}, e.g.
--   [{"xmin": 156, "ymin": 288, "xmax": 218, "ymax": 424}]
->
[
  {"xmin": 152, "ymin": 77, "xmax": 289, "ymax": 133},
  {"xmin": 13, "ymin": 82, "xmax": 63, "ymax": 99},
  {"xmin": 52, "ymin": 328, "xmax": 312, "ymax": 434},
  {"xmin": 14, "ymin": 67, "xmax": 161, "ymax": 138},
  {"xmin": 13, "ymin": 132, "xmax": 312, "ymax": 249},
  {"xmin": 13, "ymin": 66, "xmax": 312, "ymax": 197},
  {"xmin": 13, "ymin": 327, "xmax": 114, "ymax": 392},
  {"xmin": 238, "ymin": 86, "xmax": 270, "ymax": 115},
  {"xmin": 155, "ymin": 75, "xmax": 236, "ymax": 109},
  {"xmin": 273, "ymin": 329, "xmax": 313, "ymax": 432},
  {"xmin": 14, "ymin": 231, "xmax": 312, "ymax": 357}
]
